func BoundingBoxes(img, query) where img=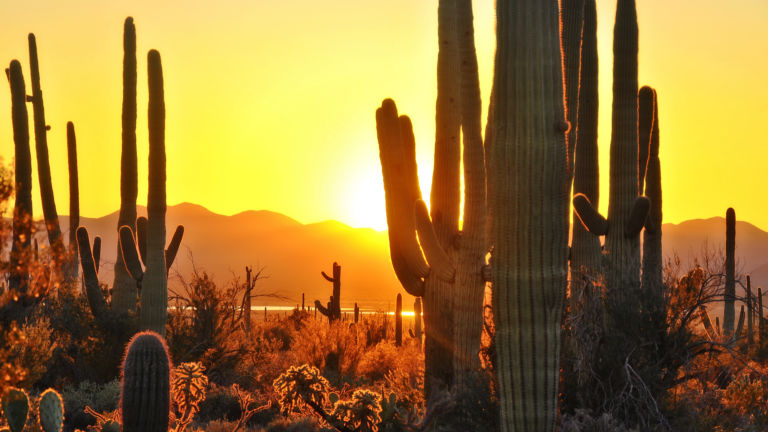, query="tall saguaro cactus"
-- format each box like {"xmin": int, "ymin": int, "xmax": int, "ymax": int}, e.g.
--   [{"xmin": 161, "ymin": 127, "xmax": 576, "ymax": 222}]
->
[
  {"xmin": 141, "ymin": 49, "xmax": 169, "ymax": 336},
  {"xmin": 113, "ymin": 16, "xmax": 140, "ymax": 313},
  {"xmin": 570, "ymin": 0, "xmax": 601, "ymax": 275},
  {"xmin": 724, "ymin": 207, "xmax": 736, "ymax": 335},
  {"xmin": 572, "ymin": 0, "xmax": 649, "ymax": 296},
  {"xmin": 490, "ymin": 1, "xmax": 569, "ymax": 430},
  {"xmin": 8, "ymin": 60, "xmax": 33, "ymax": 293},
  {"xmin": 28, "ymin": 34, "xmax": 64, "ymax": 257}
]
